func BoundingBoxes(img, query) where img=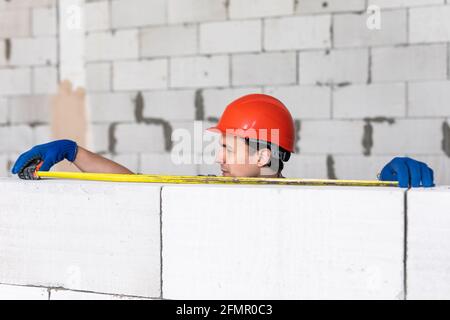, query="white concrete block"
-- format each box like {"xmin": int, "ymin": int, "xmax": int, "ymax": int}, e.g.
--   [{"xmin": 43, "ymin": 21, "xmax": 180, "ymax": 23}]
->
[
  {"xmin": 0, "ymin": 69, "xmax": 31, "ymax": 96},
  {"xmin": 296, "ymin": 0, "xmax": 365, "ymax": 14},
  {"xmin": 115, "ymin": 123, "xmax": 166, "ymax": 153},
  {"xmin": 232, "ymin": 52, "xmax": 297, "ymax": 86},
  {"xmin": 229, "ymin": 0, "xmax": 294, "ymax": 19},
  {"xmin": 334, "ymin": 10, "xmax": 407, "ymax": 48},
  {"xmin": 0, "ymin": 125, "xmax": 33, "ymax": 152},
  {"xmin": 170, "ymin": 55, "xmax": 229, "ymax": 88},
  {"xmin": 264, "ymin": 85, "xmax": 331, "ymax": 119},
  {"xmin": 0, "ymin": 284, "xmax": 48, "ymax": 300},
  {"xmin": 264, "ymin": 15, "xmax": 331, "ymax": 51},
  {"xmin": 371, "ymin": 119, "xmax": 443, "ymax": 155},
  {"xmin": 410, "ymin": 6, "xmax": 450, "ymax": 43},
  {"xmin": 372, "ymin": 45, "xmax": 447, "ymax": 82},
  {"xmin": 282, "ymin": 154, "xmax": 328, "ymax": 179},
  {"xmin": 86, "ymin": 63, "xmax": 111, "ymax": 92},
  {"xmin": 9, "ymin": 37, "xmax": 57, "ymax": 66},
  {"xmin": 0, "ymin": 179, "xmax": 162, "ymax": 298},
  {"xmin": 111, "ymin": 0, "xmax": 166, "ymax": 28},
  {"xmin": 85, "ymin": 1, "xmax": 110, "ymax": 32},
  {"xmin": 202, "ymin": 87, "xmax": 262, "ymax": 120},
  {"xmin": 162, "ymin": 185, "xmax": 405, "ymax": 299},
  {"xmin": 334, "ymin": 83, "xmax": 406, "ymax": 119},
  {"xmin": 50, "ymin": 289, "xmax": 151, "ymax": 300},
  {"xmin": 407, "ymin": 187, "xmax": 450, "ymax": 299},
  {"xmin": 368, "ymin": 0, "xmax": 444, "ymax": 9},
  {"xmin": 409, "ymin": 81, "xmax": 450, "ymax": 117},
  {"xmin": 32, "ymin": 7, "xmax": 57, "ymax": 36},
  {"xmin": 168, "ymin": 0, "xmax": 227, "ymax": 24},
  {"xmin": 200, "ymin": 20, "xmax": 261, "ymax": 54},
  {"xmin": 0, "ymin": 98, "xmax": 8, "ymax": 124},
  {"xmin": 113, "ymin": 59, "xmax": 168, "ymax": 91},
  {"xmin": 299, "ymin": 49, "xmax": 368, "ymax": 85},
  {"xmin": 0, "ymin": 10, "xmax": 31, "ymax": 38},
  {"xmin": 8, "ymin": 95, "xmax": 50, "ymax": 124},
  {"xmin": 142, "ymin": 90, "xmax": 196, "ymax": 121},
  {"xmin": 86, "ymin": 30, "xmax": 139, "ymax": 62},
  {"xmin": 33, "ymin": 66, "xmax": 58, "ymax": 94},
  {"xmin": 141, "ymin": 25, "xmax": 197, "ymax": 58},
  {"xmin": 298, "ymin": 120, "xmax": 364, "ymax": 154},
  {"xmin": 87, "ymin": 92, "xmax": 135, "ymax": 123},
  {"xmin": 140, "ymin": 153, "xmax": 198, "ymax": 175}
]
